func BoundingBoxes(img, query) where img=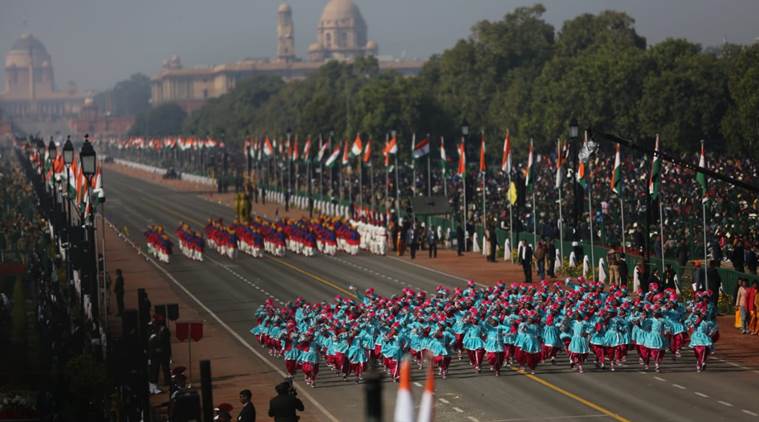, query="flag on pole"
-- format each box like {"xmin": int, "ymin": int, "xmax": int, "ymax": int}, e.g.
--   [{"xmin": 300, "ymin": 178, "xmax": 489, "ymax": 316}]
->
[
  {"xmin": 611, "ymin": 143, "xmax": 623, "ymax": 195},
  {"xmin": 508, "ymin": 181, "xmax": 518, "ymax": 205},
  {"xmin": 479, "ymin": 133, "xmax": 486, "ymax": 174},
  {"xmin": 291, "ymin": 137, "xmax": 299, "ymax": 161},
  {"xmin": 412, "ymin": 136, "xmax": 430, "ymax": 159},
  {"xmin": 387, "ymin": 135, "xmax": 398, "ymax": 155},
  {"xmin": 303, "ymin": 136, "xmax": 312, "ymax": 161},
  {"xmin": 525, "ymin": 139, "xmax": 535, "ymax": 189},
  {"xmin": 555, "ymin": 139, "xmax": 564, "ymax": 189},
  {"xmin": 577, "ymin": 133, "xmax": 588, "ymax": 189},
  {"xmin": 501, "ymin": 129, "xmax": 512, "ymax": 173},
  {"xmin": 341, "ymin": 139, "xmax": 350, "ymax": 166},
  {"xmin": 363, "ymin": 139, "xmax": 372, "ymax": 164},
  {"xmin": 351, "ymin": 134, "xmax": 363, "ymax": 157},
  {"xmin": 263, "ymin": 136, "xmax": 274, "ymax": 157},
  {"xmin": 393, "ymin": 359, "xmax": 414, "ymax": 422},
  {"xmin": 439, "ymin": 137, "xmax": 447, "ymax": 175},
  {"xmin": 649, "ymin": 134, "xmax": 662, "ymax": 199},
  {"xmin": 317, "ymin": 138, "xmax": 329, "ymax": 162},
  {"xmin": 383, "ymin": 138, "xmax": 390, "ymax": 167},
  {"xmin": 696, "ymin": 142, "xmax": 708, "ymax": 200},
  {"xmin": 457, "ymin": 142, "xmax": 466, "ymax": 176},
  {"xmin": 325, "ymin": 145, "xmax": 341, "ymax": 167},
  {"xmin": 417, "ymin": 364, "xmax": 435, "ymax": 422}
]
